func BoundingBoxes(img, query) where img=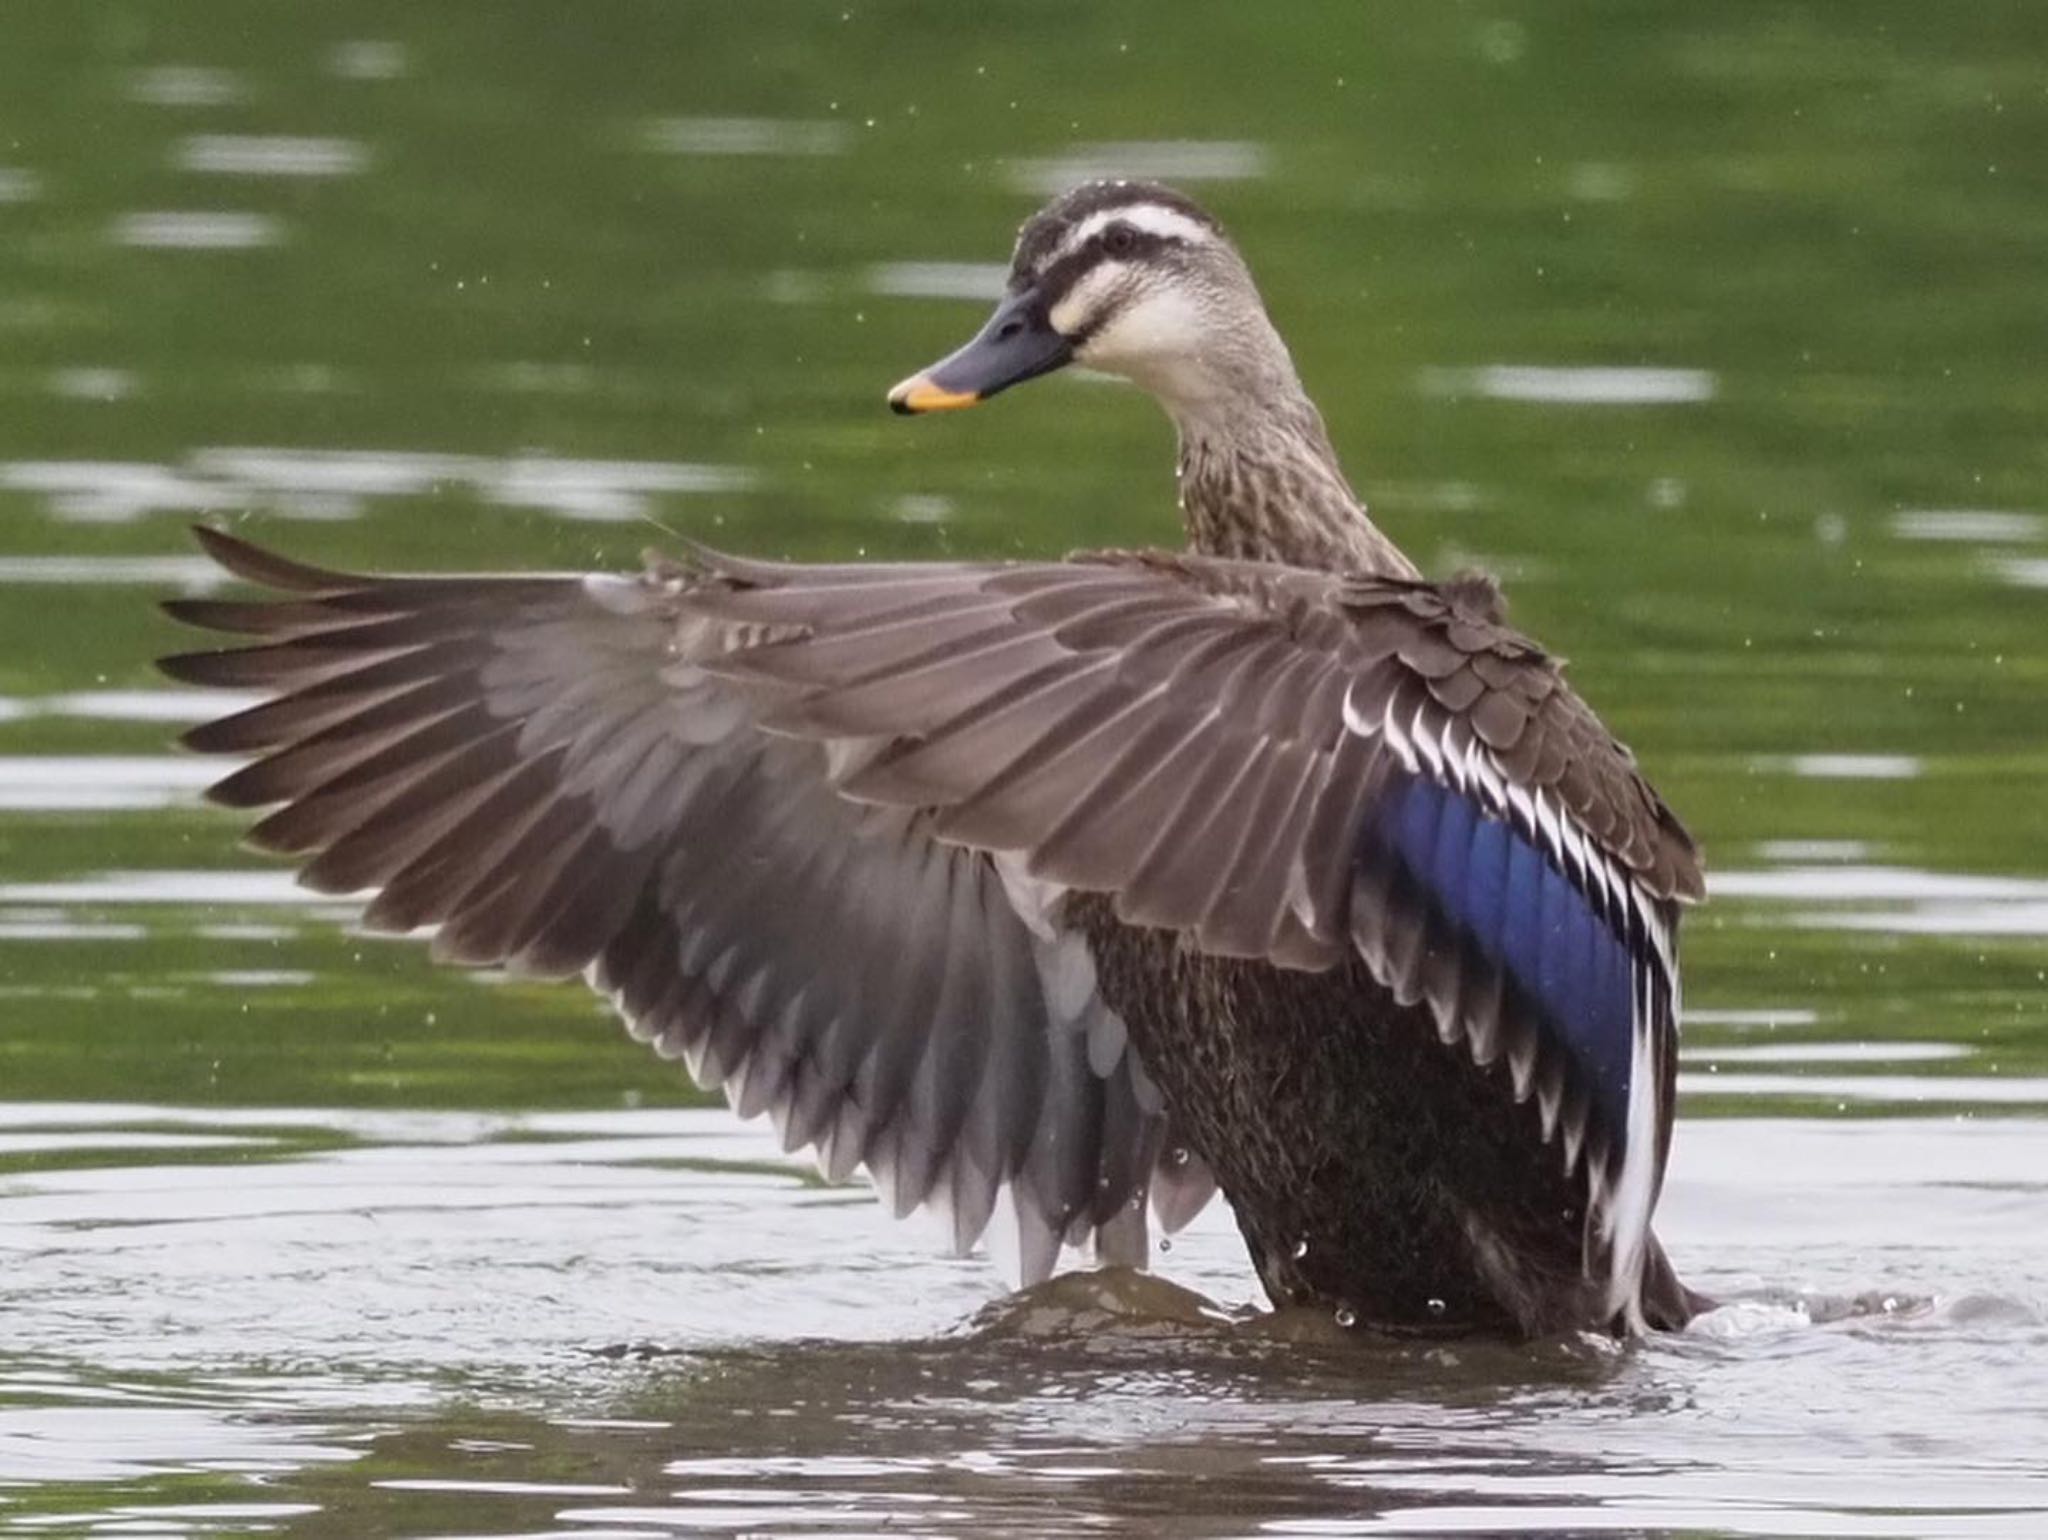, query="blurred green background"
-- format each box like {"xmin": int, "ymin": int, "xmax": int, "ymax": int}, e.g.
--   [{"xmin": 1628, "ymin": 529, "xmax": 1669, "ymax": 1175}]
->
[{"xmin": 1, "ymin": 0, "xmax": 2044, "ymax": 1112}]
